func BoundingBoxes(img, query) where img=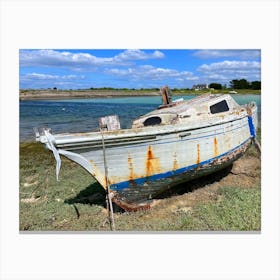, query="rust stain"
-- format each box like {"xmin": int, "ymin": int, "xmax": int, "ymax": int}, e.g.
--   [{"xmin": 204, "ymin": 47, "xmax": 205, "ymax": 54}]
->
[
  {"xmin": 214, "ymin": 137, "xmax": 219, "ymax": 157},
  {"xmin": 146, "ymin": 145, "xmax": 161, "ymax": 177},
  {"xmin": 196, "ymin": 143, "xmax": 201, "ymax": 164},
  {"xmin": 112, "ymin": 196, "xmax": 151, "ymax": 212},
  {"xmin": 173, "ymin": 152, "xmax": 178, "ymax": 170},
  {"xmin": 89, "ymin": 160, "xmax": 96, "ymax": 176},
  {"xmin": 110, "ymin": 175, "xmax": 126, "ymax": 185},
  {"xmin": 104, "ymin": 176, "xmax": 110, "ymax": 187},
  {"xmin": 89, "ymin": 159, "xmax": 106, "ymax": 189},
  {"xmin": 71, "ymin": 132, "xmax": 92, "ymax": 137},
  {"xmin": 128, "ymin": 154, "xmax": 134, "ymax": 180}
]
